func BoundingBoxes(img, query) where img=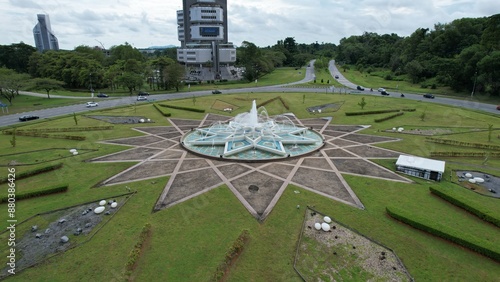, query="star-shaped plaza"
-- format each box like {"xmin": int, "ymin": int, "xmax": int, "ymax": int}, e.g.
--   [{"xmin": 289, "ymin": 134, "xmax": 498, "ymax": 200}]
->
[{"xmin": 90, "ymin": 113, "xmax": 411, "ymax": 220}]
